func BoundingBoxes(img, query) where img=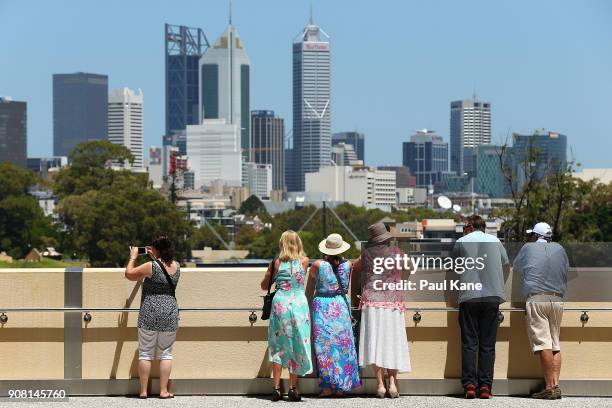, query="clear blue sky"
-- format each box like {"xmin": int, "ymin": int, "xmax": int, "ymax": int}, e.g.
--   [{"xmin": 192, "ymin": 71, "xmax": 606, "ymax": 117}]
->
[{"xmin": 2, "ymin": 0, "xmax": 611, "ymax": 168}]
